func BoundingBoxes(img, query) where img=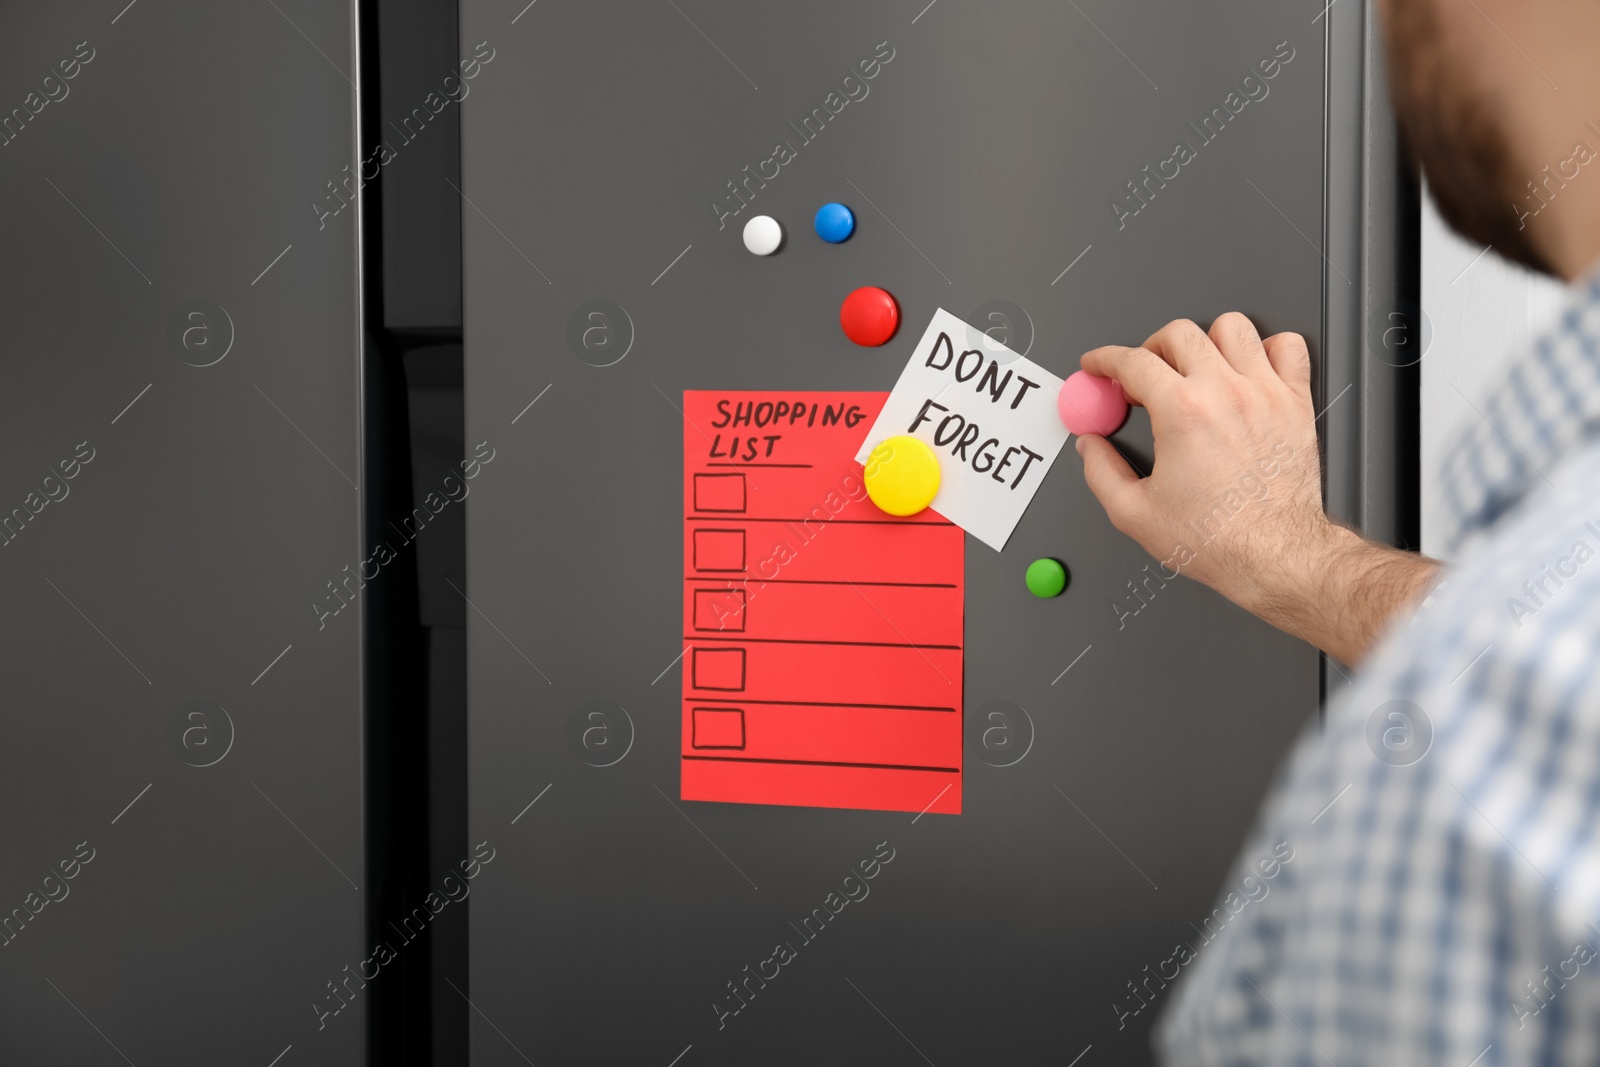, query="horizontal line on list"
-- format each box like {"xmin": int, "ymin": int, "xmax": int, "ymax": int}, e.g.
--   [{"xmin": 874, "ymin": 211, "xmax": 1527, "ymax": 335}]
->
[
  {"xmin": 683, "ymin": 755, "xmax": 961, "ymax": 774},
  {"xmin": 686, "ymin": 516, "xmax": 957, "ymax": 527},
  {"xmin": 686, "ymin": 577, "xmax": 958, "ymax": 589},
  {"xmin": 687, "ymin": 697, "xmax": 956, "ymax": 713},
  {"xmin": 686, "ymin": 635, "xmax": 962, "ymax": 651},
  {"xmin": 702, "ymin": 462, "xmax": 815, "ymax": 468}
]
